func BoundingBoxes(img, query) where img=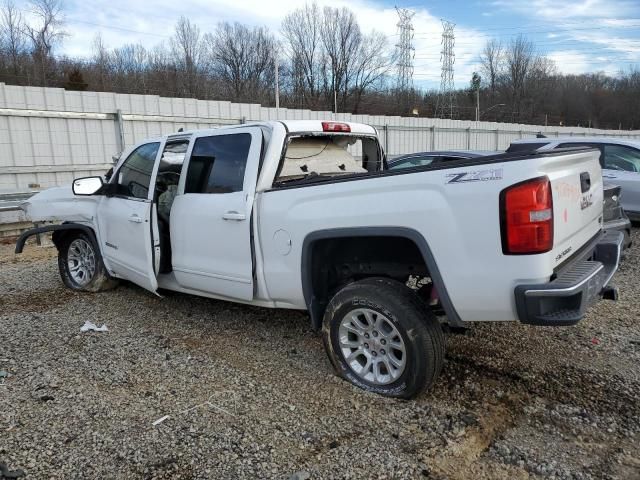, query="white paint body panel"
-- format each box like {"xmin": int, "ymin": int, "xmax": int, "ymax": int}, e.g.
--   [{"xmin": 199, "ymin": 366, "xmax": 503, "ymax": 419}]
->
[
  {"xmin": 21, "ymin": 121, "xmax": 604, "ymax": 323},
  {"xmin": 256, "ymin": 150, "xmax": 602, "ymax": 321},
  {"xmin": 96, "ymin": 196, "xmax": 157, "ymax": 292},
  {"xmin": 20, "ymin": 186, "xmax": 98, "ymax": 223},
  {"xmin": 170, "ymin": 126, "xmax": 263, "ymax": 300}
]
